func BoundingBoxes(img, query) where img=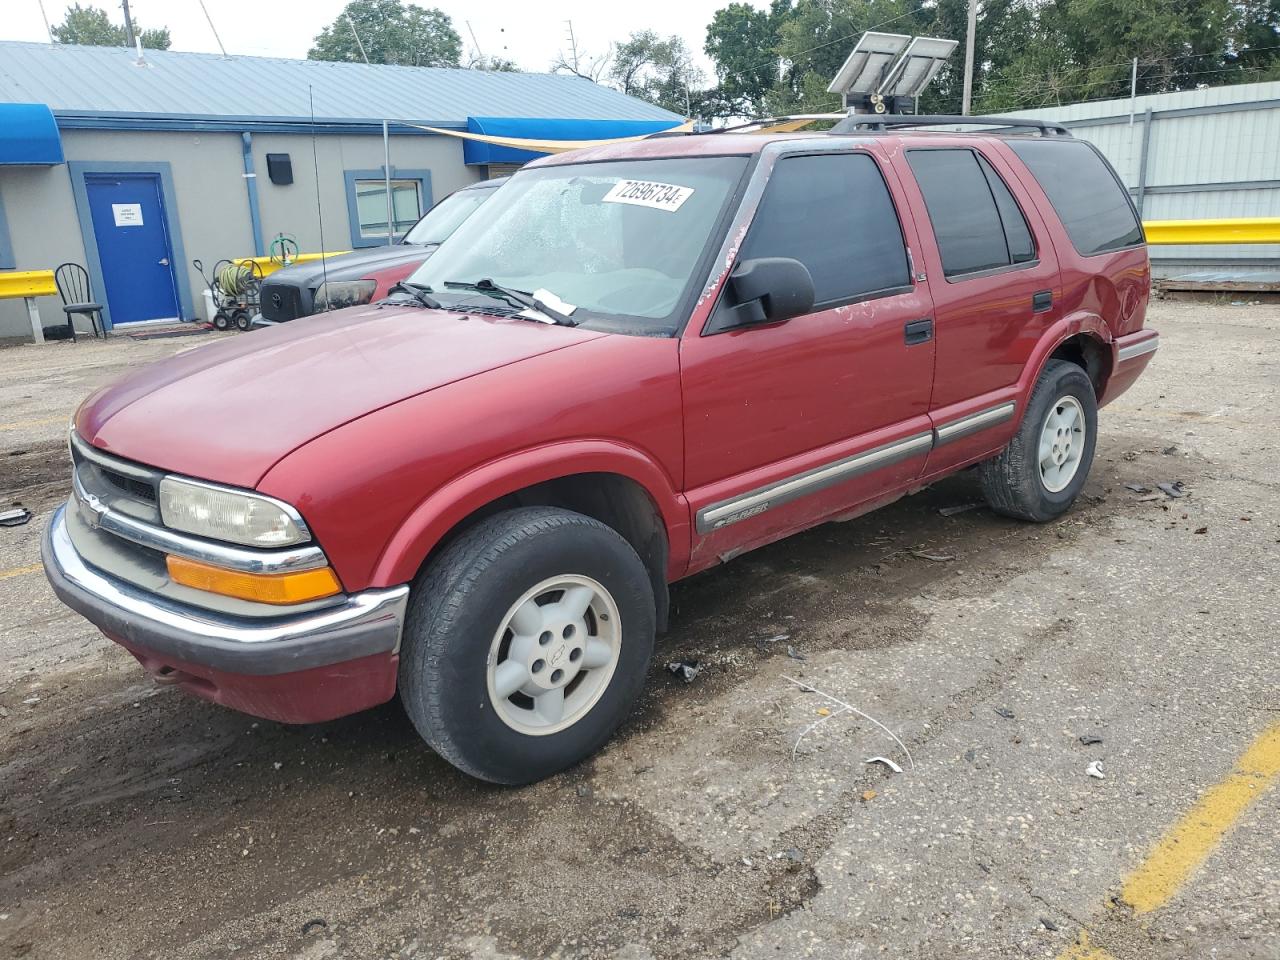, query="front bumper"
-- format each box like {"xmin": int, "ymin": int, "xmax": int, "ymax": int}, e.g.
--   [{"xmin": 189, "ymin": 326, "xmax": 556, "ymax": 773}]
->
[{"xmin": 43, "ymin": 504, "xmax": 408, "ymax": 679}]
